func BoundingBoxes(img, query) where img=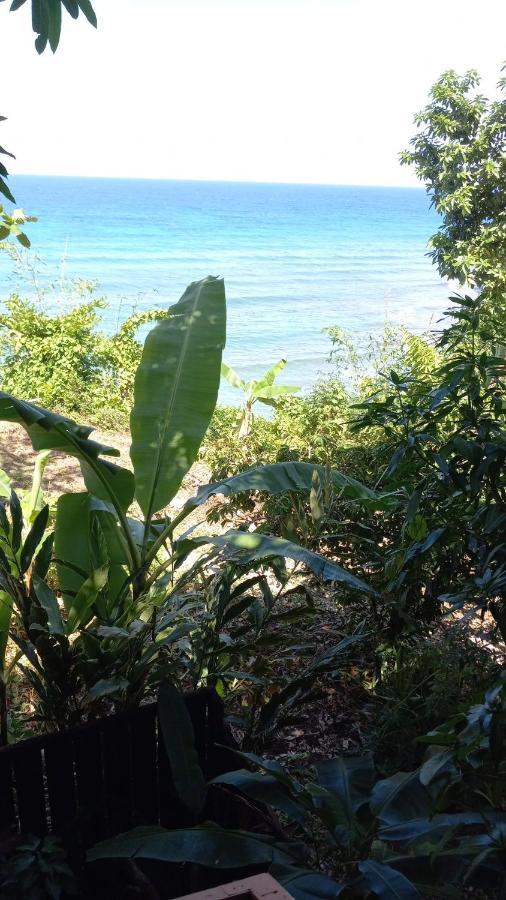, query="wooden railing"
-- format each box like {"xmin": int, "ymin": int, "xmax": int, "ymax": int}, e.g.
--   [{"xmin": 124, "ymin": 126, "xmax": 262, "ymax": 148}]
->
[{"xmin": 0, "ymin": 689, "xmax": 238, "ymax": 869}]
